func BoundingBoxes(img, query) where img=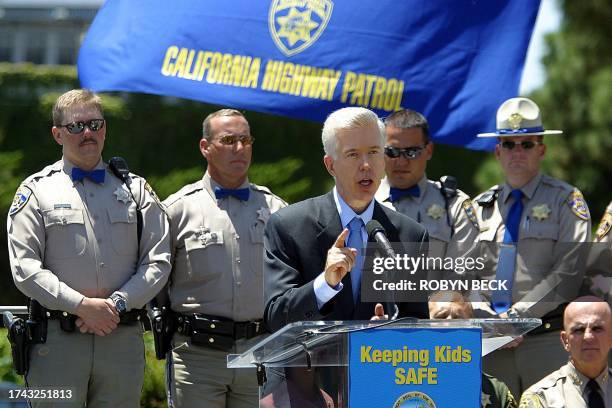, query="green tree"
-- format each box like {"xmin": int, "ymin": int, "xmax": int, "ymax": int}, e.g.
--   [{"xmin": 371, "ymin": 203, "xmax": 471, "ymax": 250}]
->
[
  {"xmin": 474, "ymin": 2, "xmax": 611, "ymax": 222},
  {"xmin": 531, "ymin": 0, "xmax": 612, "ymax": 219}
]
